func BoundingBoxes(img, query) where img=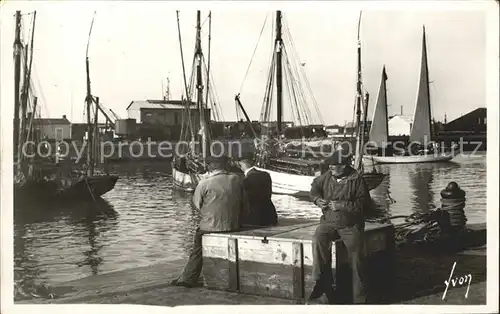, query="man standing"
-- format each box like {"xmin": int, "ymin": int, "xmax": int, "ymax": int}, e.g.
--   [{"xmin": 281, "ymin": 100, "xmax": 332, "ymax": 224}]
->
[
  {"xmin": 307, "ymin": 150, "xmax": 371, "ymax": 304},
  {"xmin": 238, "ymin": 155, "xmax": 278, "ymax": 227},
  {"xmin": 171, "ymin": 155, "xmax": 249, "ymax": 287}
]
